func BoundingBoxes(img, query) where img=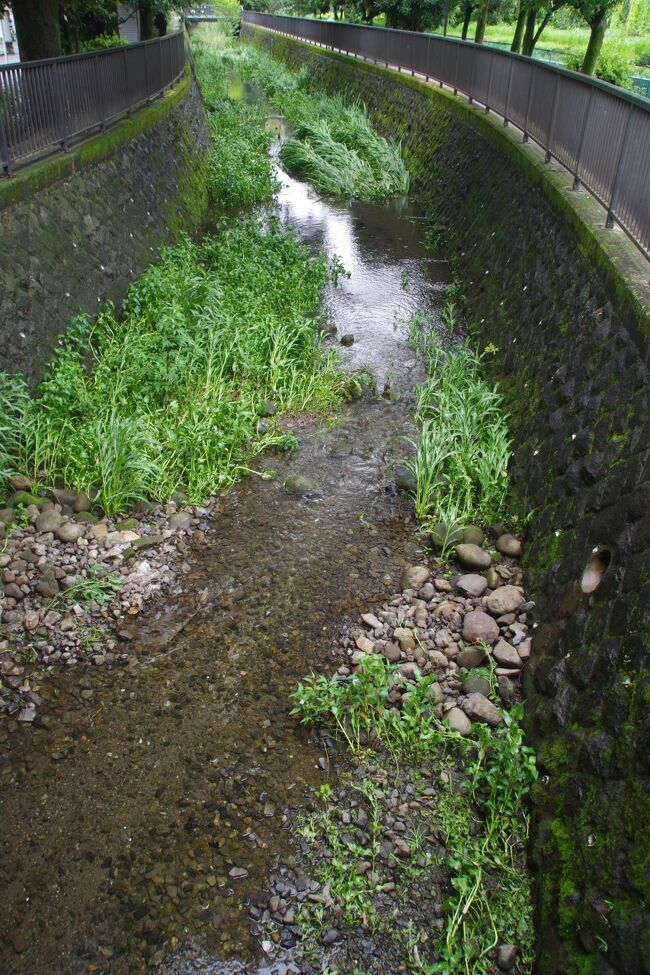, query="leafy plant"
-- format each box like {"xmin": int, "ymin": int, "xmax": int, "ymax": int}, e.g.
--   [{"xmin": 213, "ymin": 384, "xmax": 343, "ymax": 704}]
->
[
  {"xmin": 53, "ymin": 568, "xmax": 123, "ymax": 608},
  {"xmin": 1, "ymin": 217, "xmax": 344, "ymax": 515},
  {"xmin": 200, "ymin": 34, "xmax": 409, "ymax": 202},
  {"xmin": 405, "ymin": 331, "xmax": 511, "ymax": 530}
]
